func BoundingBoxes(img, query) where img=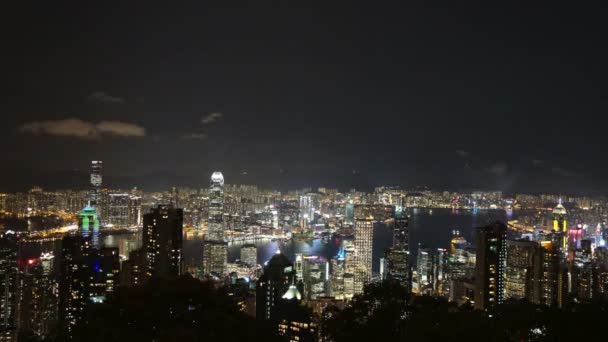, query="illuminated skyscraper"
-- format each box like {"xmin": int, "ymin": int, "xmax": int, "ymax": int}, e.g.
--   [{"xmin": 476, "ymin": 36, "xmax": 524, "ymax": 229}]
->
[
  {"xmin": 341, "ymin": 240, "xmax": 356, "ymax": 299},
  {"xmin": 128, "ymin": 195, "xmax": 142, "ymax": 227},
  {"xmin": 203, "ymin": 172, "xmax": 227, "ymax": 277},
  {"xmin": 417, "ymin": 247, "xmax": 433, "ymax": 295},
  {"xmin": 89, "ymin": 160, "xmax": 102, "ymax": 207},
  {"xmin": 354, "ymin": 216, "xmax": 374, "ymax": 294},
  {"xmin": 58, "ymin": 234, "xmax": 91, "ymax": 338},
  {"xmin": 30, "ymin": 253, "xmax": 57, "ymax": 339},
  {"xmin": 240, "ymin": 244, "xmax": 257, "ymax": 267},
  {"xmin": 78, "ymin": 205, "xmax": 100, "ymax": 249},
  {"xmin": 207, "ymin": 172, "xmax": 224, "ymax": 241},
  {"xmin": 299, "ymin": 195, "xmax": 314, "ymax": 224},
  {"xmin": 385, "ymin": 202, "xmax": 409, "ymax": 290},
  {"xmin": 142, "ymin": 205, "xmax": 183, "ymax": 279},
  {"xmin": 330, "ymin": 248, "xmax": 346, "ymax": 299},
  {"xmin": 300, "ymin": 256, "xmax": 327, "ymax": 300},
  {"xmin": 0, "ymin": 232, "xmax": 18, "ymax": 342},
  {"xmin": 106, "ymin": 193, "xmax": 130, "ymax": 228},
  {"xmin": 505, "ymin": 240, "xmax": 542, "ymax": 302},
  {"xmin": 552, "ymin": 200, "xmax": 568, "ymax": 255},
  {"xmin": 538, "ymin": 241, "xmax": 563, "ymax": 306},
  {"xmin": 474, "ymin": 222, "xmax": 507, "ymax": 311}
]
